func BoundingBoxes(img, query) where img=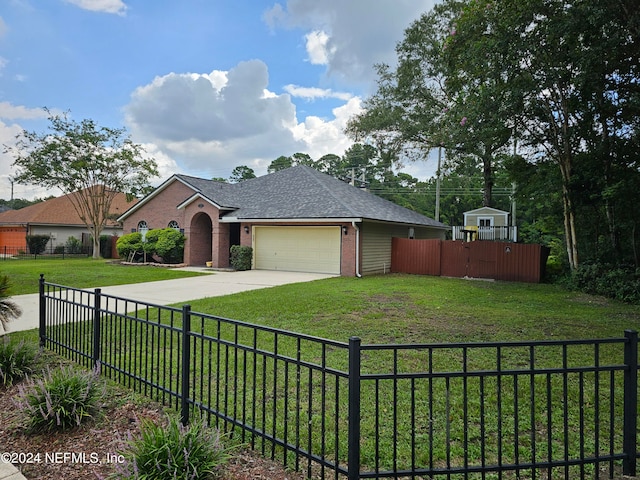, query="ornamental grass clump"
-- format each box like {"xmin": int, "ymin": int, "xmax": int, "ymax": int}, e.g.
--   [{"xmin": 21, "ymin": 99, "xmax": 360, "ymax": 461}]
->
[
  {"xmin": 117, "ymin": 415, "xmax": 230, "ymax": 480},
  {"xmin": 17, "ymin": 365, "xmax": 102, "ymax": 432},
  {"xmin": 0, "ymin": 339, "xmax": 37, "ymax": 386}
]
